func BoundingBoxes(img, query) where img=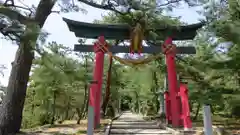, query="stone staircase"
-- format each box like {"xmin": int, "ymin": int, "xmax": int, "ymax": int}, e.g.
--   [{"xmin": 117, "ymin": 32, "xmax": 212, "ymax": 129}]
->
[{"xmin": 109, "ymin": 111, "xmax": 172, "ymax": 135}]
